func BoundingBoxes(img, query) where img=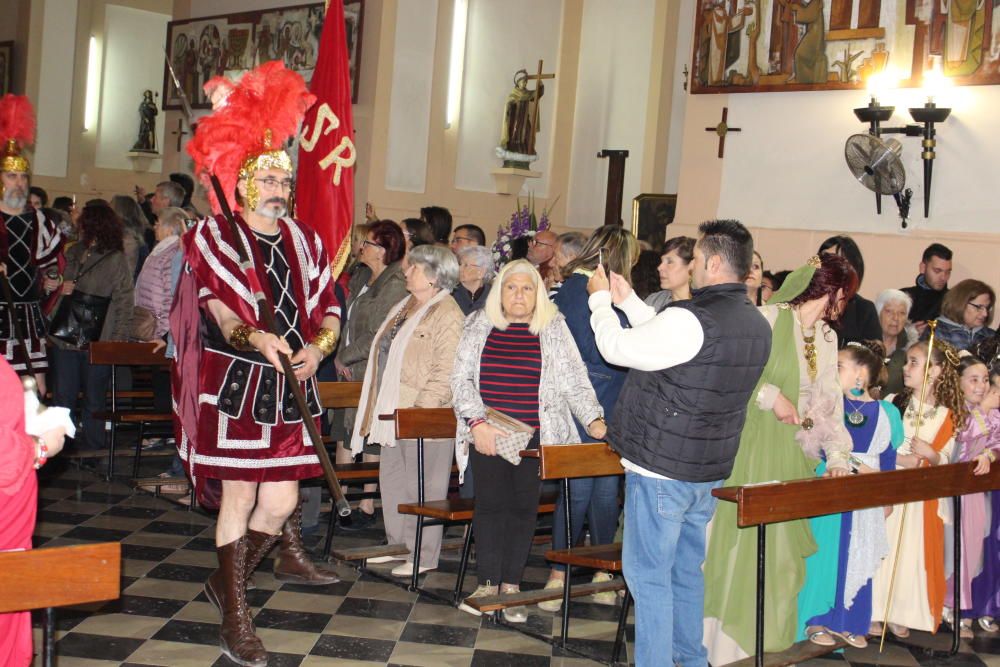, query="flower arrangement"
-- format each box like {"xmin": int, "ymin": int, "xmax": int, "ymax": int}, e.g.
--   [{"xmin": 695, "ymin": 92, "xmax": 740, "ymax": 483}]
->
[{"xmin": 491, "ymin": 194, "xmax": 558, "ymax": 269}]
